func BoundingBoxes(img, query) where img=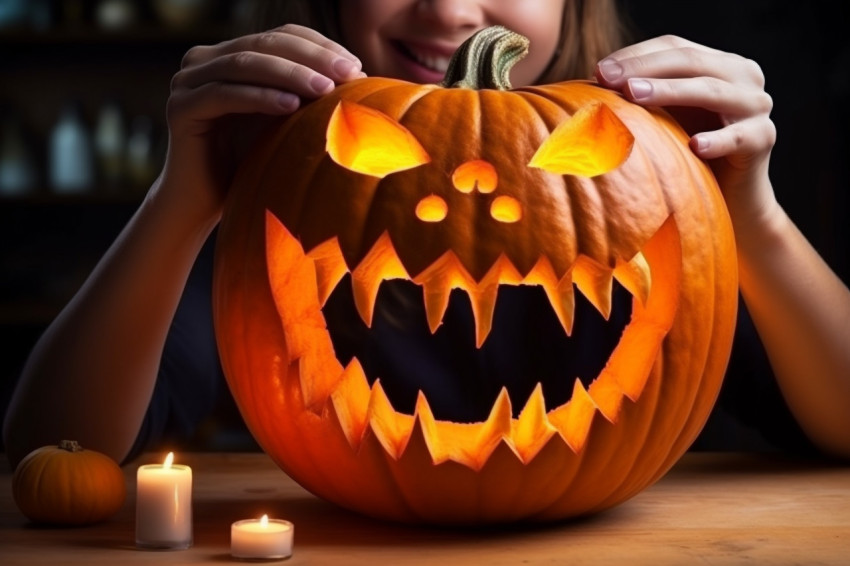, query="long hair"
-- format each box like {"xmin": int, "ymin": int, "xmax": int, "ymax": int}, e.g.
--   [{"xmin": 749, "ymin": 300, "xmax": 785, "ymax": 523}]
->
[{"xmin": 250, "ymin": 1, "xmax": 628, "ymax": 82}]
